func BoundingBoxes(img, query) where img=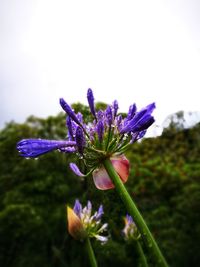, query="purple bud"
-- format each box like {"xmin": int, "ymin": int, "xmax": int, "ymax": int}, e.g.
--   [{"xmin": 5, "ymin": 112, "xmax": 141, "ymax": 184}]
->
[
  {"xmin": 17, "ymin": 139, "xmax": 76, "ymax": 158},
  {"xmin": 95, "ymin": 205, "xmax": 104, "ymax": 221},
  {"xmin": 96, "ymin": 120, "xmax": 104, "ymax": 142},
  {"xmin": 106, "ymin": 105, "xmax": 113, "ymax": 126},
  {"xmin": 73, "ymin": 199, "xmax": 82, "ymax": 217},
  {"xmin": 145, "ymin": 102, "xmax": 156, "ymax": 114},
  {"xmin": 126, "ymin": 214, "xmax": 134, "ymax": 225},
  {"xmin": 87, "ymin": 201, "xmax": 92, "ymax": 212},
  {"xmin": 87, "ymin": 88, "xmax": 96, "ymax": 118},
  {"xmin": 75, "ymin": 126, "xmax": 85, "ymax": 154},
  {"xmin": 70, "ymin": 162, "xmax": 85, "ymax": 176},
  {"xmin": 60, "ymin": 98, "xmax": 81, "ymax": 126},
  {"xmin": 113, "ymin": 100, "xmax": 118, "ymax": 118},
  {"xmin": 127, "ymin": 104, "xmax": 136, "ymax": 120}
]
